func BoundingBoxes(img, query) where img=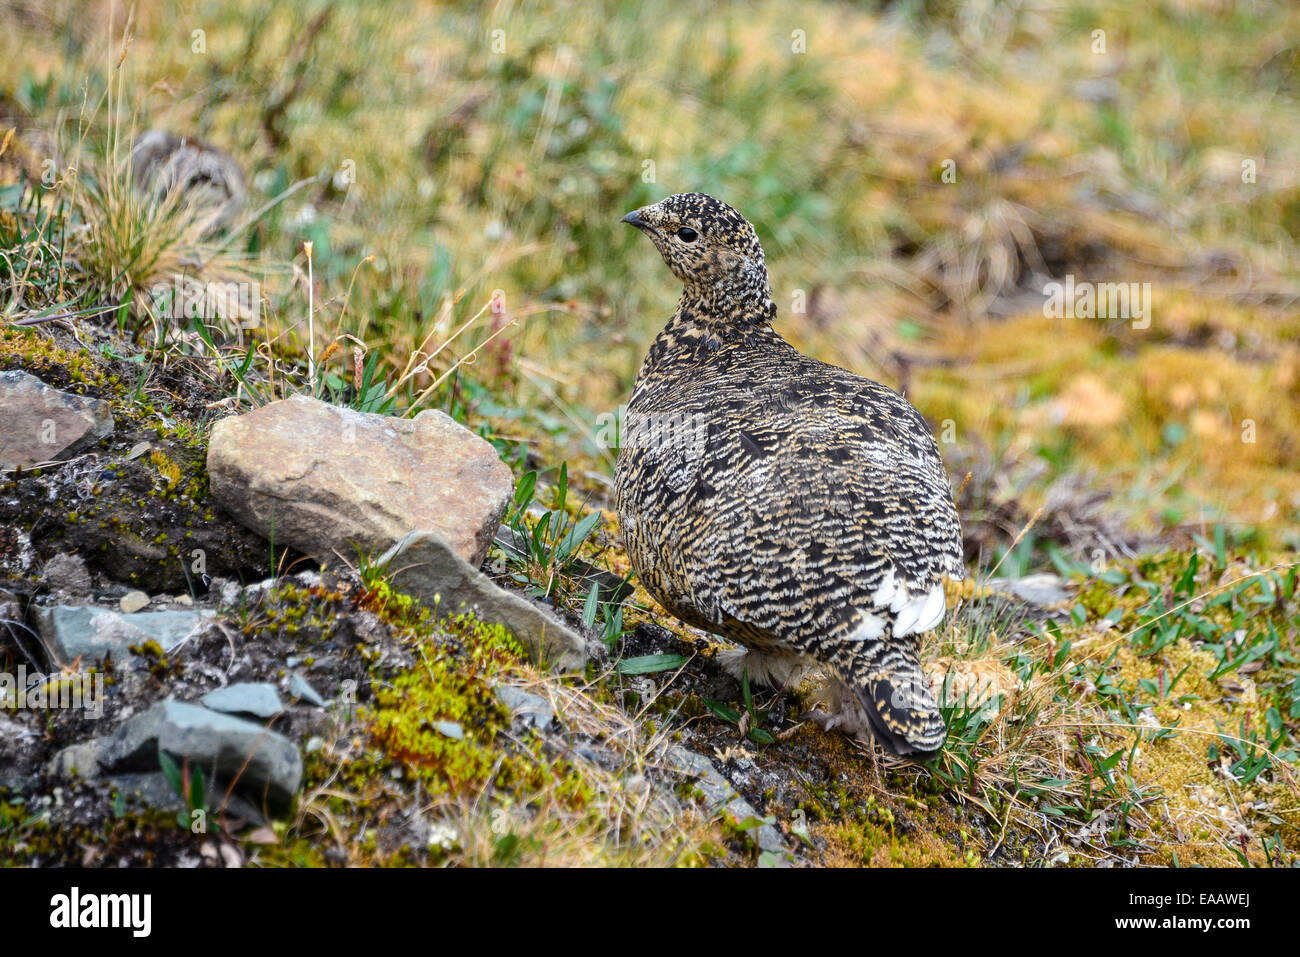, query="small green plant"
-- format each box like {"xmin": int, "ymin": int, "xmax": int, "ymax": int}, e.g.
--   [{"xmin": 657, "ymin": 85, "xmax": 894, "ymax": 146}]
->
[
  {"xmin": 582, "ymin": 581, "xmax": 632, "ymax": 648},
  {"xmin": 616, "ymin": 653, "xmax": 689, "ymax": 675},
  {"xmin": 1209, "ymin": 711, "xmax": 1297, "ymax": 786},
  {"xmin": 158, "ymin": 749, "xmax": 209, "ymax": 831},
  {"xmin": 319, "ymin": 344, "xmax": 395, "ymax": 413},
  {"xmin": 702, "ymin": 670, "xmax": 775, "ymax": 745},
  {"xmin": 494, "ymin": 463, "xmax": 602, "ymax": 607}
]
